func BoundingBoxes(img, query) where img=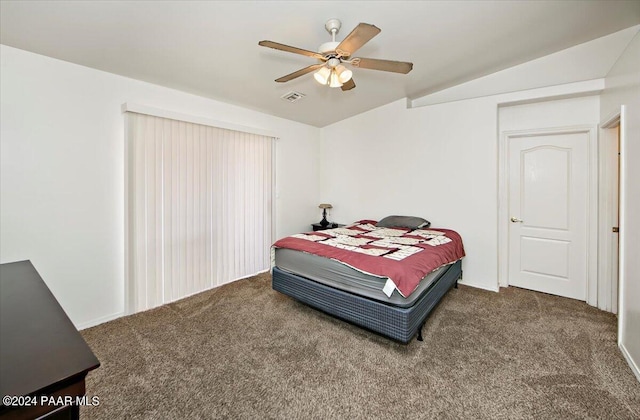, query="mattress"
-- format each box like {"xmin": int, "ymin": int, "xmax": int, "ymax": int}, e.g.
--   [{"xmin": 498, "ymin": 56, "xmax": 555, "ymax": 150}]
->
[{"xmin": 274, "ymin": 248, "xmax": 447, "ymax": 308}]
